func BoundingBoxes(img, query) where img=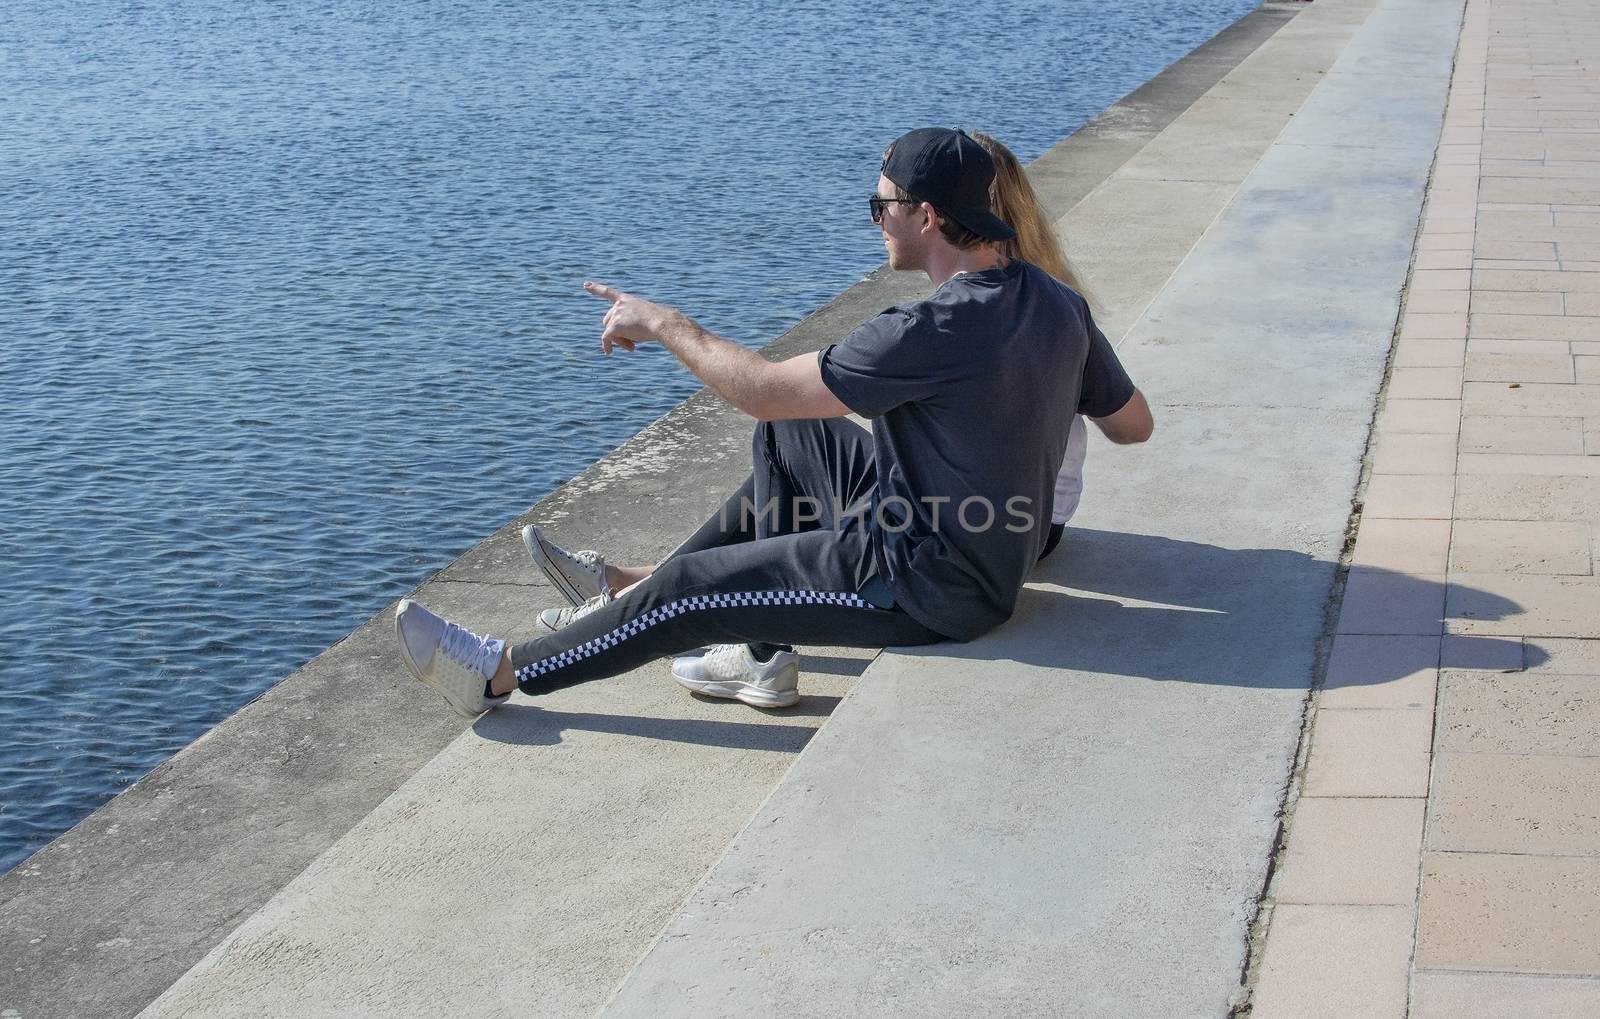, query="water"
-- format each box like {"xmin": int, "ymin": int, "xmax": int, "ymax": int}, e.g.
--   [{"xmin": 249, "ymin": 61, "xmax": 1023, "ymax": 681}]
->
[{"xmin": 0, "ymin": 0, "xmax": 1259, "ymax": 874}]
